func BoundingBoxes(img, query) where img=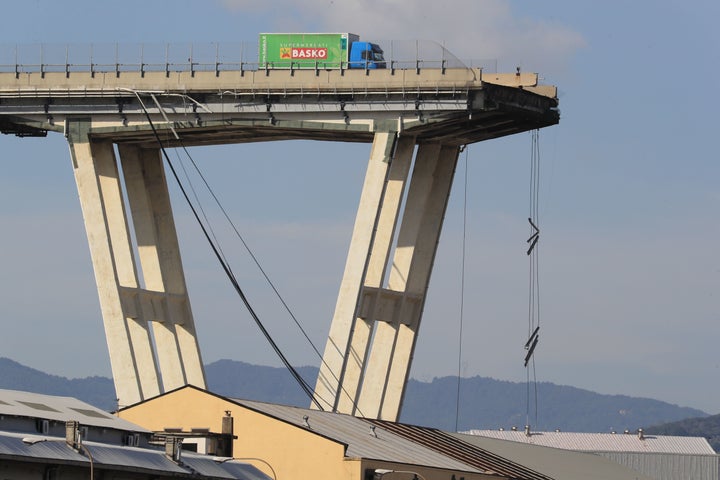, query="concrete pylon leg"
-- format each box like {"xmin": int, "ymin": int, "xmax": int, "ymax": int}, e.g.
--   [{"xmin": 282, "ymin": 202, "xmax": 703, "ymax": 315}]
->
[
  {"xmin": 314, "ymin": 131, "xmax": 409, "ymax": 412},
  {"xmin": 67, "ymin": 122, "xmax": 161, "ymax": 407},
  {"xmin": 356, "ymin": 143, "xmax": 459, "ymax": 420},
  {"xmin": 119, "ymin": 145, "xmax": 206, "ymax": 392},
  {"xmin": 368, "ymin": 145, "xmax": 460, "ymax": 421}
]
